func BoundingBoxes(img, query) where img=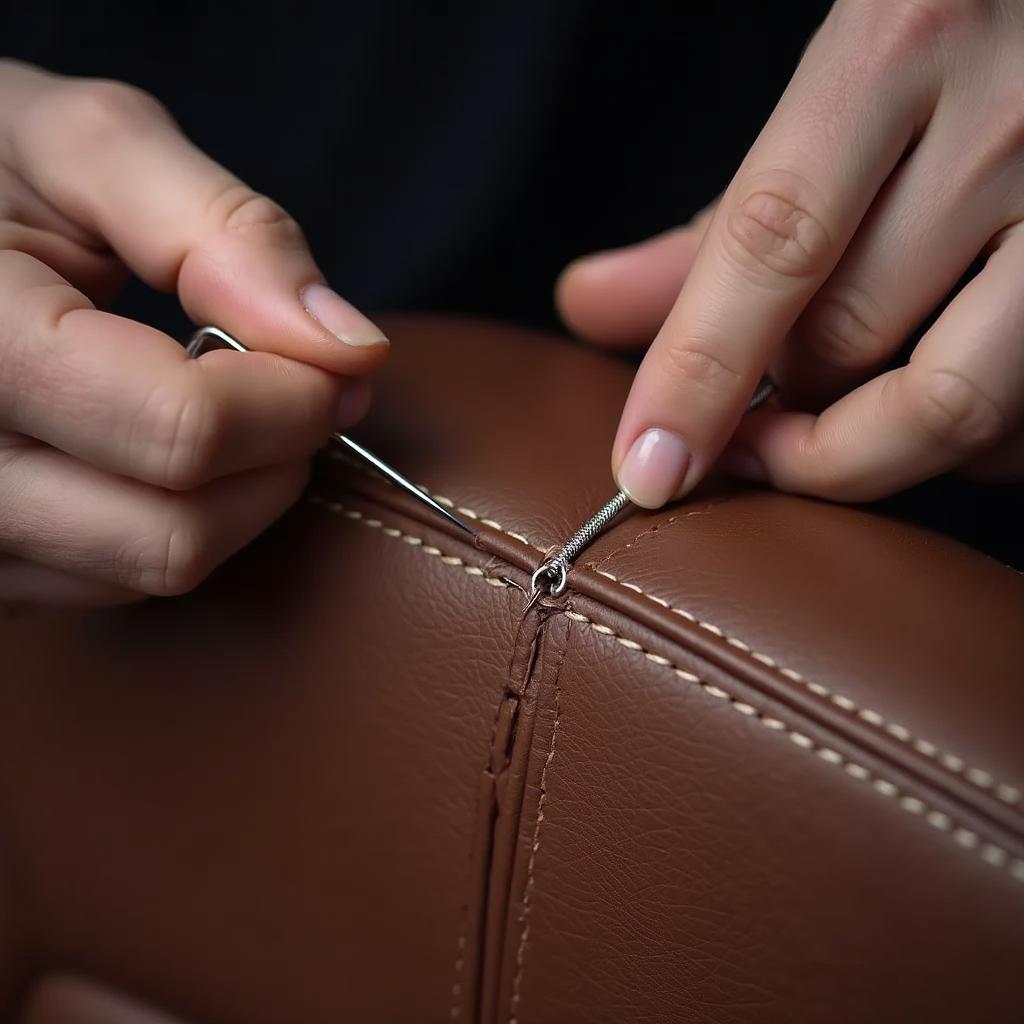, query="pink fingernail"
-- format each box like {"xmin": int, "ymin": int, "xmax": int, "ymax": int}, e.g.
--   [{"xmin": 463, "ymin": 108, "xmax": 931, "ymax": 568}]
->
[
  {"xmin": 301, "ymin": 283, "xmax": 388, "ymax": 347},
  {"xmin": 616, "ymin": 428, "xmax": 691, "ymax": 508}
]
